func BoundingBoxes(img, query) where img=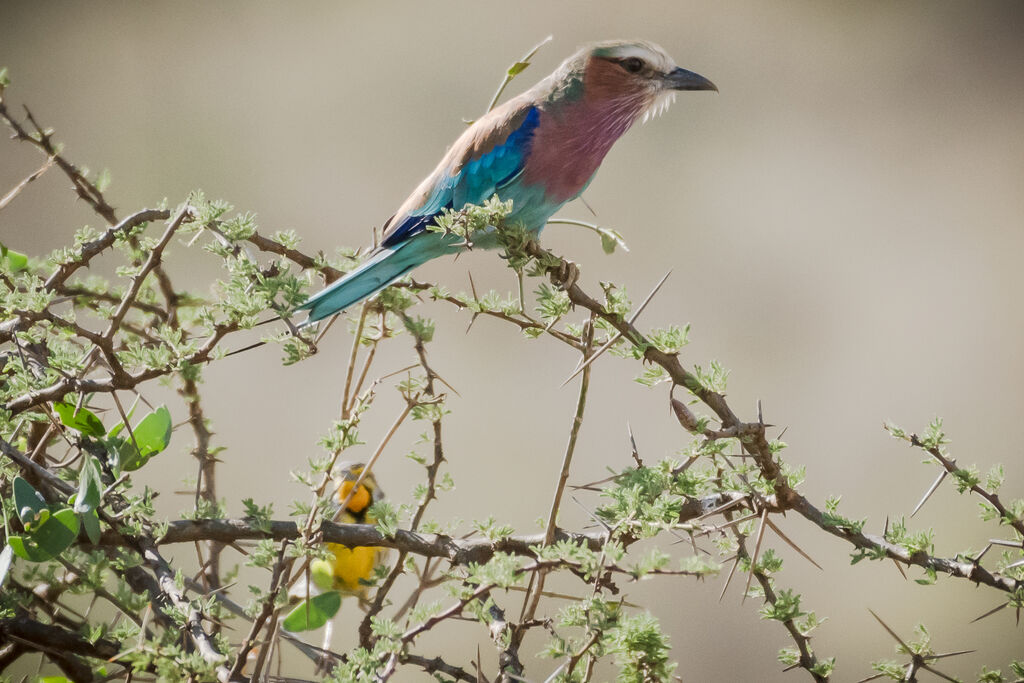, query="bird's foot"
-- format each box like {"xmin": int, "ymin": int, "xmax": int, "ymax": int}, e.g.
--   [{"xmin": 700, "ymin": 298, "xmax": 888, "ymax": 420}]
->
[
  {"xmin": 554, "ymin": 259, "xmax": 580, "ymax": 292},
  {"xmin": 315, "ymin": 652, "xmax": 340, "ymax": 676}
]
